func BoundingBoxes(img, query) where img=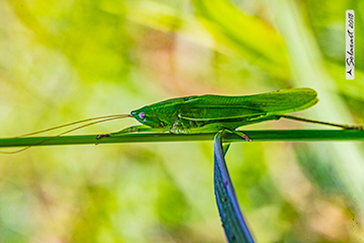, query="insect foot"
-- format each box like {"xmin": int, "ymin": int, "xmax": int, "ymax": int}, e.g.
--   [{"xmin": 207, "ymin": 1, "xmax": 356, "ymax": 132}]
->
[
  {"xmin": 347, "ymin": 125, "xmax": 363, "ymax": 130},
  {"xmin": 96, "ymin": 134, "xmax": 111, "ymax": 139},
  {"xmin": 342, "ymin": 124, "xmax": 364, "ymax": 130},
  {"xmin": 233, "ymin": 130, "xmax": 252, "ymax": 142}
]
